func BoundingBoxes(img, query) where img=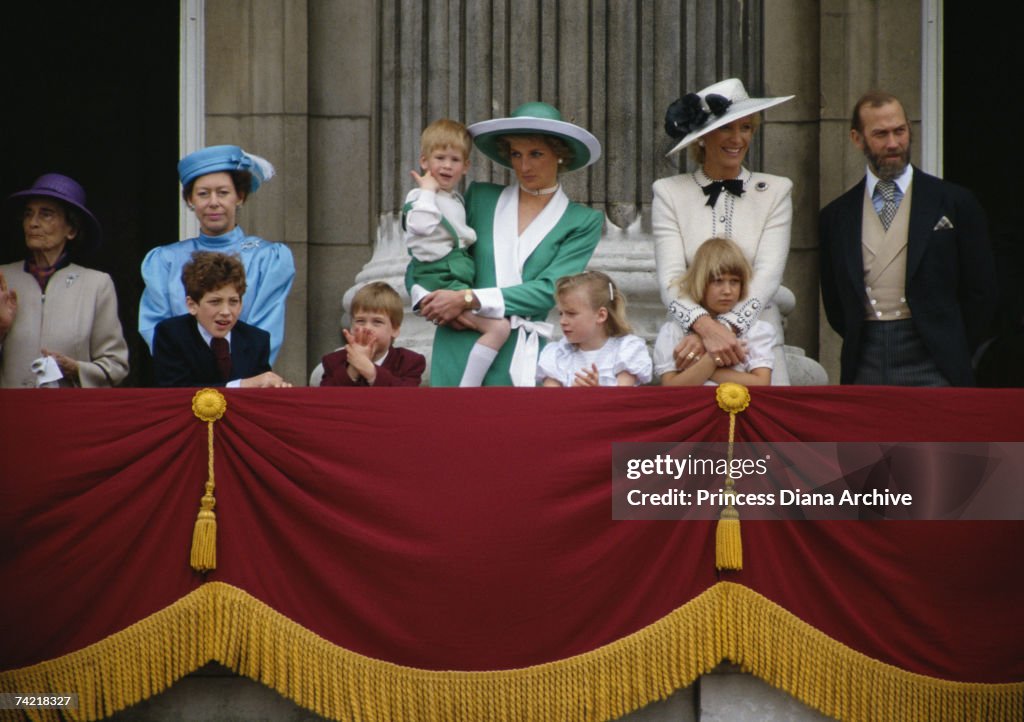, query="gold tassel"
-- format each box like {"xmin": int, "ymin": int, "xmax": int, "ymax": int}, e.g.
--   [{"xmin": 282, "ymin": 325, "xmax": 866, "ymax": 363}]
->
[
  {"xmin": 190, "ymin": 389, "xmax": 227, "ymax": 573},
  {"xmin": 714, "ymin": 383, "xmax": 751, "ymax": 571},
  {"xmin": 190, "ymin": 479, "xmax": 217, "ymax": 571},
  {"xmin": 716, "ymin": 506, "xmax": 743, "ymax": 570}
]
